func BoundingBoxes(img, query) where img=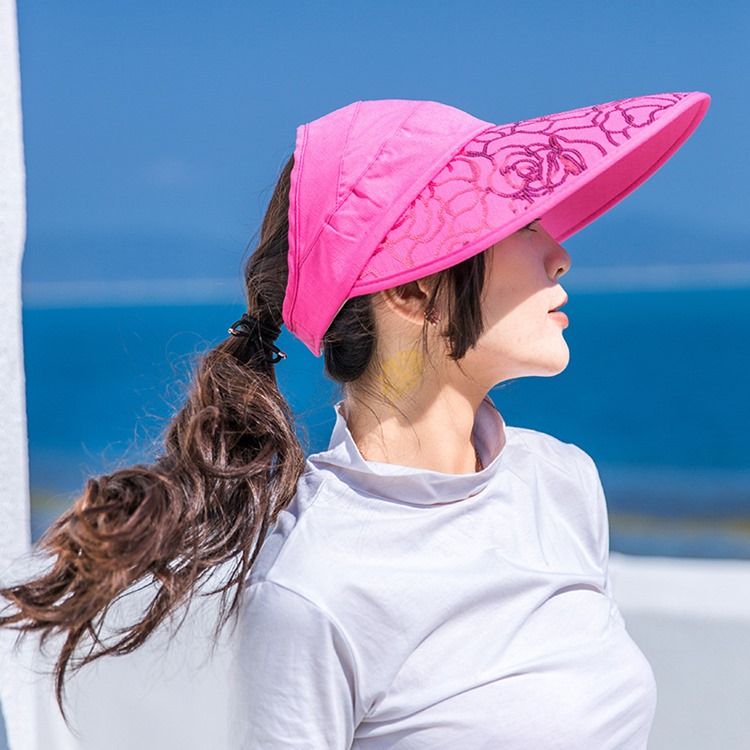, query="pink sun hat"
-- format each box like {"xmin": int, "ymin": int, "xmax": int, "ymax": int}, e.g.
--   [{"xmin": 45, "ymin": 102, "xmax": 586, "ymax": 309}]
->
[{"xmin": 282, "ymin": 91, "xmax": 711, "ymax": 356}]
